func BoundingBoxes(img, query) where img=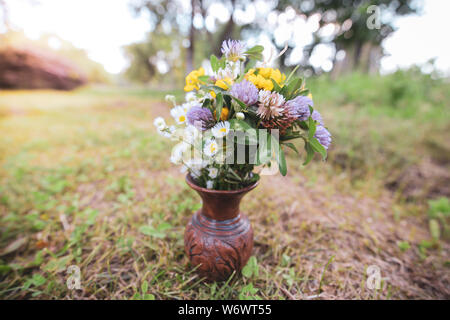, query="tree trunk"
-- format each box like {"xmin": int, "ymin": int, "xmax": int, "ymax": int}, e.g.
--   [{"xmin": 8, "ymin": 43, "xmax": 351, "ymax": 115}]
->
[
  {"xmin": 214, "ymin": 0, "xmax": 236, "ymax": 57},
  {"xmin": 332, "ymin": 41, "xmax": 382, "ymax": 76},
  {"xmin": 186, "ymin": 0, "xmax": 196, "ymax": 73}
]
